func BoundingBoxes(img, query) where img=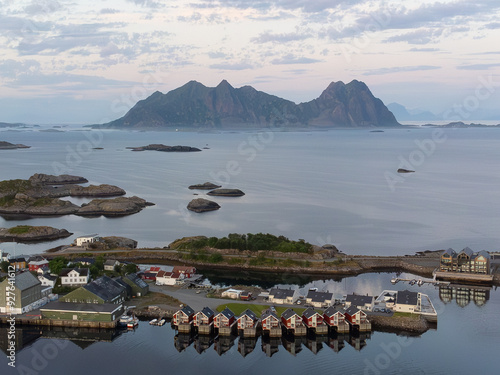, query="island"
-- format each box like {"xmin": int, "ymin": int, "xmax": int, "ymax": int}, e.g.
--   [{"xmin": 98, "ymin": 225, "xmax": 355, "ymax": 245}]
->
[
  {"xmin": 397, "ymin": 168, "xmax": 415, "ymax": 173},
  {"xmin": 0, "ymin": 141, "xmax": 30, "ymax": 149},
  {"xmin": 0, "ymin": 225, "xmax": 73, "ymax": 243},
  {"xmin": 188, "ymin": 182, "xmax": 221, "ymax": 190},
  {"xmin": 187, "ymin": 198, "xmax": 221, "ymax": 213},
  {"xmin": 127, "ymin": 144, "xmax": 201, "ymax": 152},
  {"xmin": 0, "ymin": 173, "xmax": 153, "ymax": 218},
  {"xmin": 207, "ymin": 188, "xmax": 245, "ymax": 197}
]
